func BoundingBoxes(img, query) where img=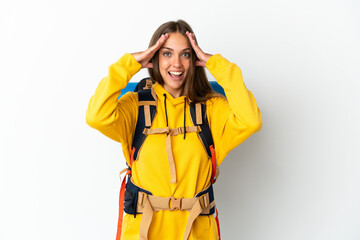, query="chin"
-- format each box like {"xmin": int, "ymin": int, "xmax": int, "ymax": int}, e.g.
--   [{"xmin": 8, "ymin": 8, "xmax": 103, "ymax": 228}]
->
[{"xmin": 162, "ymin": 74, "xmax": 187, "ymax": 96}]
